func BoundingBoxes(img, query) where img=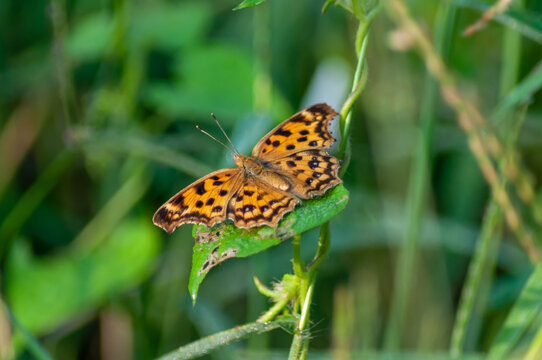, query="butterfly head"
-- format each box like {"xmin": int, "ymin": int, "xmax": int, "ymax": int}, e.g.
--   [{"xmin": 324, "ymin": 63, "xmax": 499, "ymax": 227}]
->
[
  {"xmin": 234, "ymin": 153, "xmax": 263, "ymax": 175},
  {"xmin": 233, "ymin": 153, "xmax": 249, "ymax": 168}
]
